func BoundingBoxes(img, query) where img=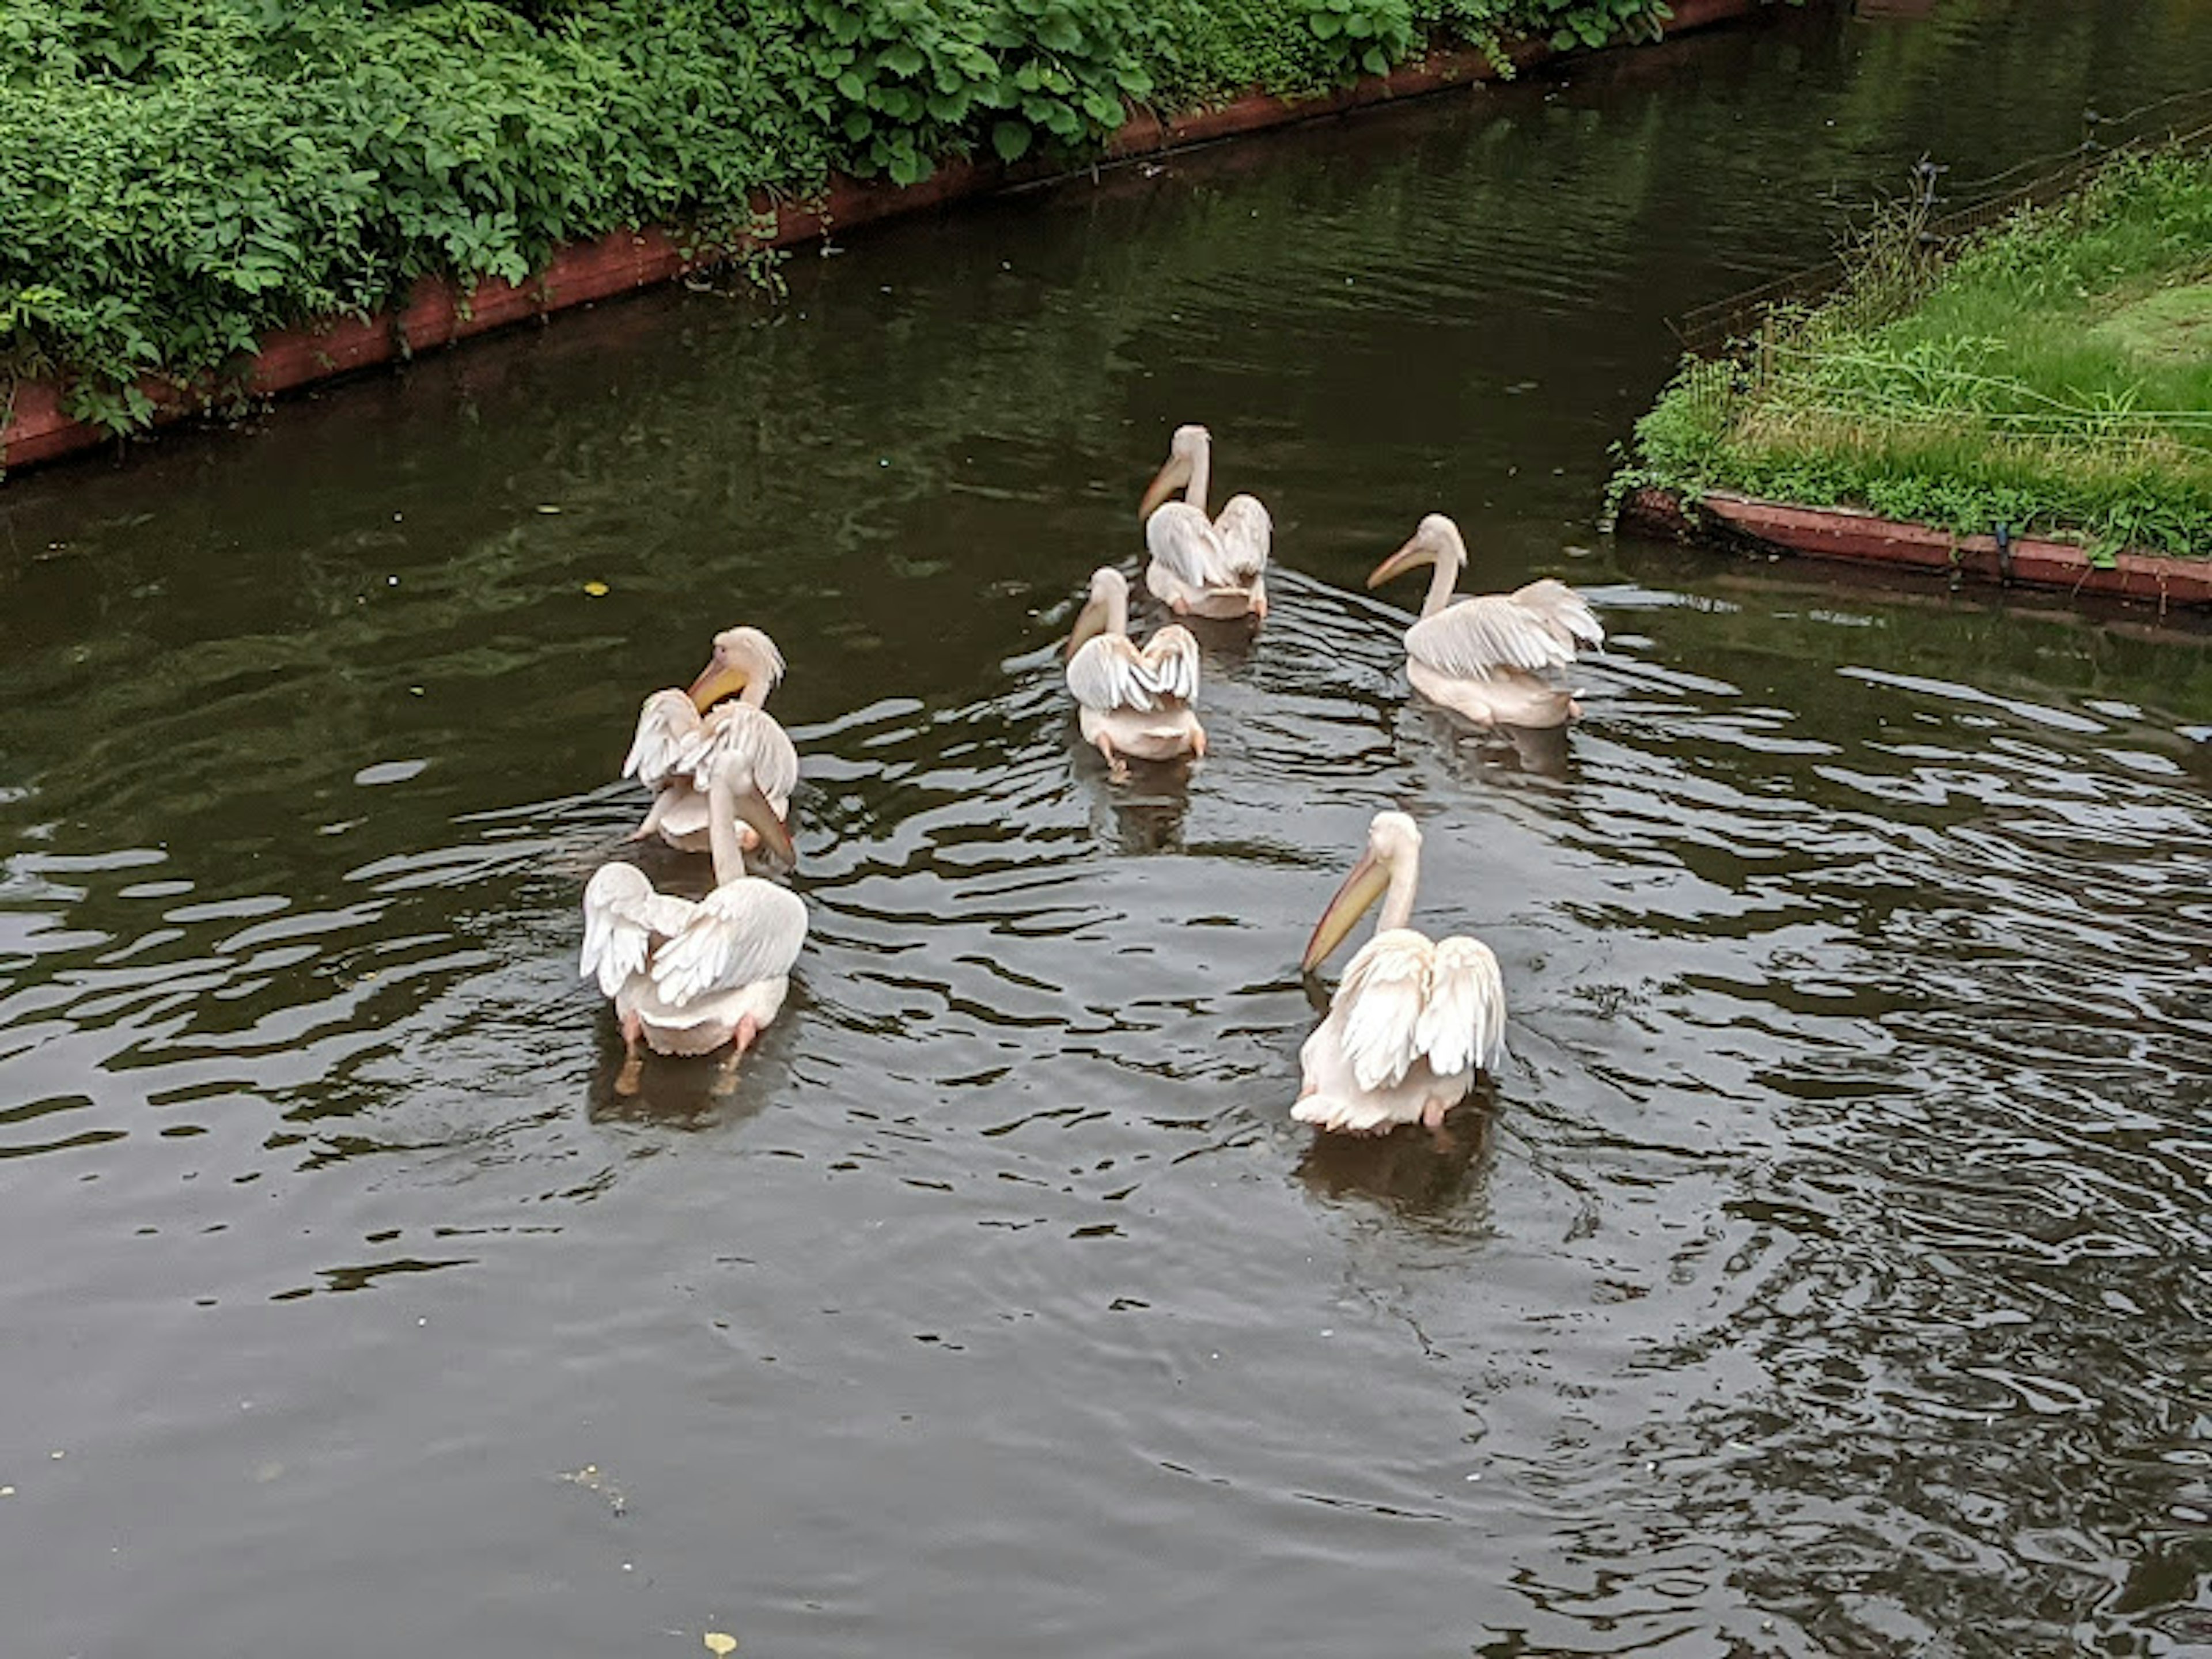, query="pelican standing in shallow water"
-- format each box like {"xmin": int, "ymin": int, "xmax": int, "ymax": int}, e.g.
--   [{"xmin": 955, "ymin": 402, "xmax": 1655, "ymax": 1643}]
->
[
  {"xmin": 1063, "ymin": 566, "xmax": 1205, "ymax": 781},
  {"xmin": 1138, "ymin": 424, "xmax": 1271, "ymax": 622},
  {"xmin": 582, "ymin": 755, "xmax": 807, "ymax": 1096},
  {"xmin": 1295, "ymin": 810, "xmax": 1507, "ymax": 1135},
  {"xmin": 623, "ymin": 626, "xmax": 799, "ymax": 854},
  {"xmin": 1368, "ymin": 515, "xmax": 1603, "ymax": 729}
]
